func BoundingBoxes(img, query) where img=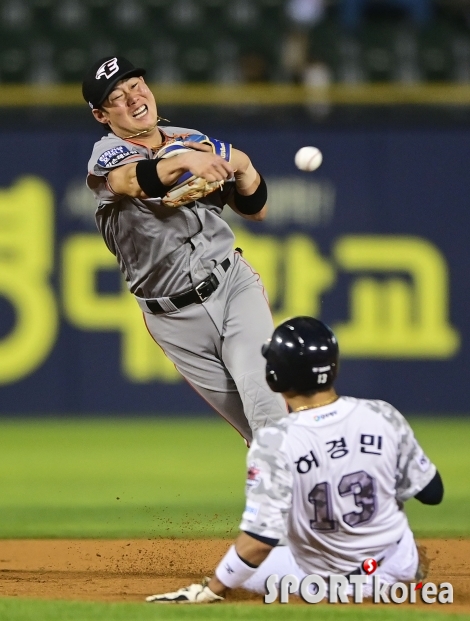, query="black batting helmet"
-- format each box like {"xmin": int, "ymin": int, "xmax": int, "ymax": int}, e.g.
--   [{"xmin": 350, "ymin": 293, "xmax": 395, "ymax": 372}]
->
[{"xmin": 261, "ymin": 316, "xmax": 339, "ymax": 394}]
